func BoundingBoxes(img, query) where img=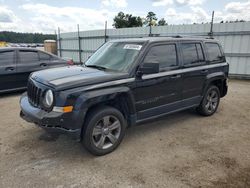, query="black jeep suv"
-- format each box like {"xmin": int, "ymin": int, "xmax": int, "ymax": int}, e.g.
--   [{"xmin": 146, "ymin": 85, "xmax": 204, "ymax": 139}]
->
[{"xmin": 20, "ymin": 37, "xmax": 229, "ymax": 155}]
